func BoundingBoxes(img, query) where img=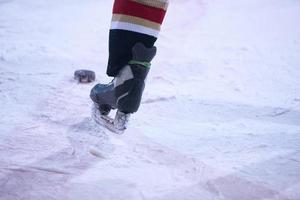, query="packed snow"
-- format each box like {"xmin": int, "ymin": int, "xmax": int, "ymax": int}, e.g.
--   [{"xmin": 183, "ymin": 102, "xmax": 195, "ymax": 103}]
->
[{"xmin": 1, "ymin": 0, "xmax": 300, "ymax": 199}]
